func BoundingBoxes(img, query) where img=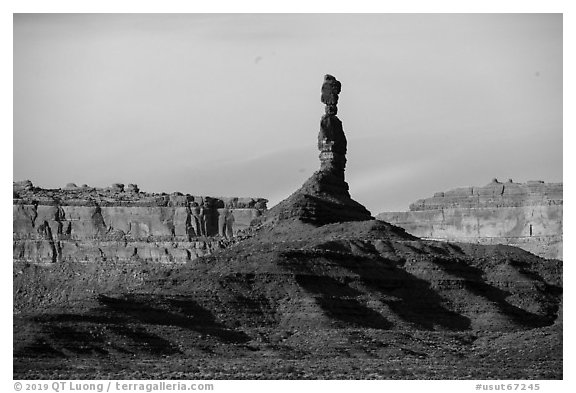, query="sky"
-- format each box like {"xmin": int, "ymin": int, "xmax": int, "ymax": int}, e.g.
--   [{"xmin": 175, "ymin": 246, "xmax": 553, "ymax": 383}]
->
[{"xmin": 13, "ymin": 13, "xmax": 562, "ymax": 212}]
